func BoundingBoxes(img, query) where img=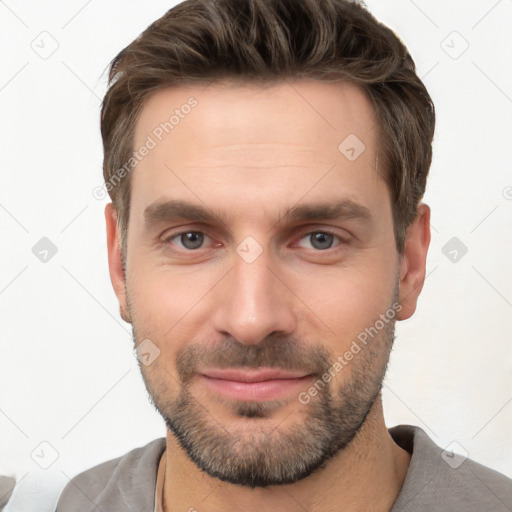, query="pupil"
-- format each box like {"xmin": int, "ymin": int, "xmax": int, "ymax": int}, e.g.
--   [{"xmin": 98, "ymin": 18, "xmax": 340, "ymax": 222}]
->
[
  {"xmin": 181, "ymin": 232, "xmax": 204, "ymax": 249},
  {"xmin": 311, "ymin": 232, "xmax": 333, "ymax": 250}
]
